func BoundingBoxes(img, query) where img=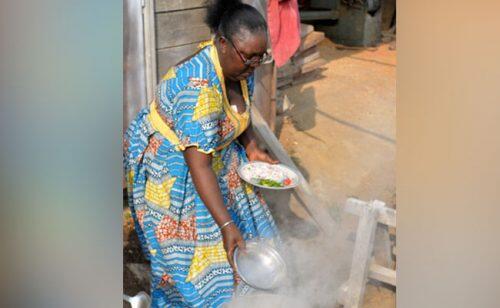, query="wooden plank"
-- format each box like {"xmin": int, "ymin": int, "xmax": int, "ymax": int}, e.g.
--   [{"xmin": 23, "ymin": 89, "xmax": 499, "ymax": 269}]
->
[
  {"xmin": 155, "ymin": 8, "xmax": 210, "ymax": 49},
  {"xmin": 381, "ymin": 0, "xmax": 396, "ymax": 30},
  {"xmin": 278, "ymin": 70, "xmax": 321, "ymax": 89},
  {"xmin": 311, "ymin": 0, "xmax": 337, "ymax": 9},
  {"xmin": 277, "ymin": 62, "xmax": 300, "ymax": 79},
  {"xmin": 343, "ymin": 201, "xmax": 384, "ymax": 308},
  {"xmin": 291, "ymin": 70, "xmax": 321, "ymax": 86},
  {"xmin": 352, "ymin": 199, "xmax": 395, "ymax": 273},
  {"xmin": 156, "ymin": 42, "xmax": 201, "ymax": 78},
  {"xmin": 293, "ymin": 50, "xmax": 321, "ymax": 67},
  {"xmin": 124, "ymin": 0, "xmax": 148, "ymax": 131},
  {"xmin": 300, "ymin": 58, "xmax": 326, "ymax": 74},
  {"xmin": 299, "ymin": 9, "xmax": 339, "ymax": 21},
  {"xmin": 300, "ymin": 23, "xmax": 314, "ymax": 38},
  {"xmin": 374, "ymin": 224, "xmax": 395, "ymax": 269},
  {"xmin": 277, "ymin": 83, "xmax": 293, "ymax": 91},
  {"xmin": 155, "ymin": 0, "xmax": 206, "ymax": 12},
  {"xmin": 144, "ymin": 0, "xmax": 158, "ymax": 103},
  {"xmin": 278, "ymin": 39, "xmax": 322, "ymax": 79},
  {"xmin": 293, "ymin": 45, "xmax": 318, "ymax": 60},
  {"xmin": 338, "ymin": 282, "xmax": 349, "ymax": 305},
  {"xmin": 276, "ymin": 94, "xmax": 291, "ymax": 115},
  {"xmin": 369, "ymin": 263, "xmax": 396, "ymax": 286},
  {"xmin": 277, "ymin": 76, "xmax": 293, "ymax": 88},
  {"xmin": 252, "ymin": 82, "xmax": 272, "ymax": 124},
  {"xmin": 345, "ymin": 198, "xmax": 396, "ymax": 227},
  {"xmin": 269, "ymin": 64, "xmax": 277, "ymax": 132},
  {"xmin": 252, "ymin": 63, "xmax": 275, "ymax": 128},
  {"xmin": 299, "ymin": 31, "xmax": 325, "ymax": 52},
  {"xmin": 250, "ymin": 106, "xmax": 337, "ymax": 236}
]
